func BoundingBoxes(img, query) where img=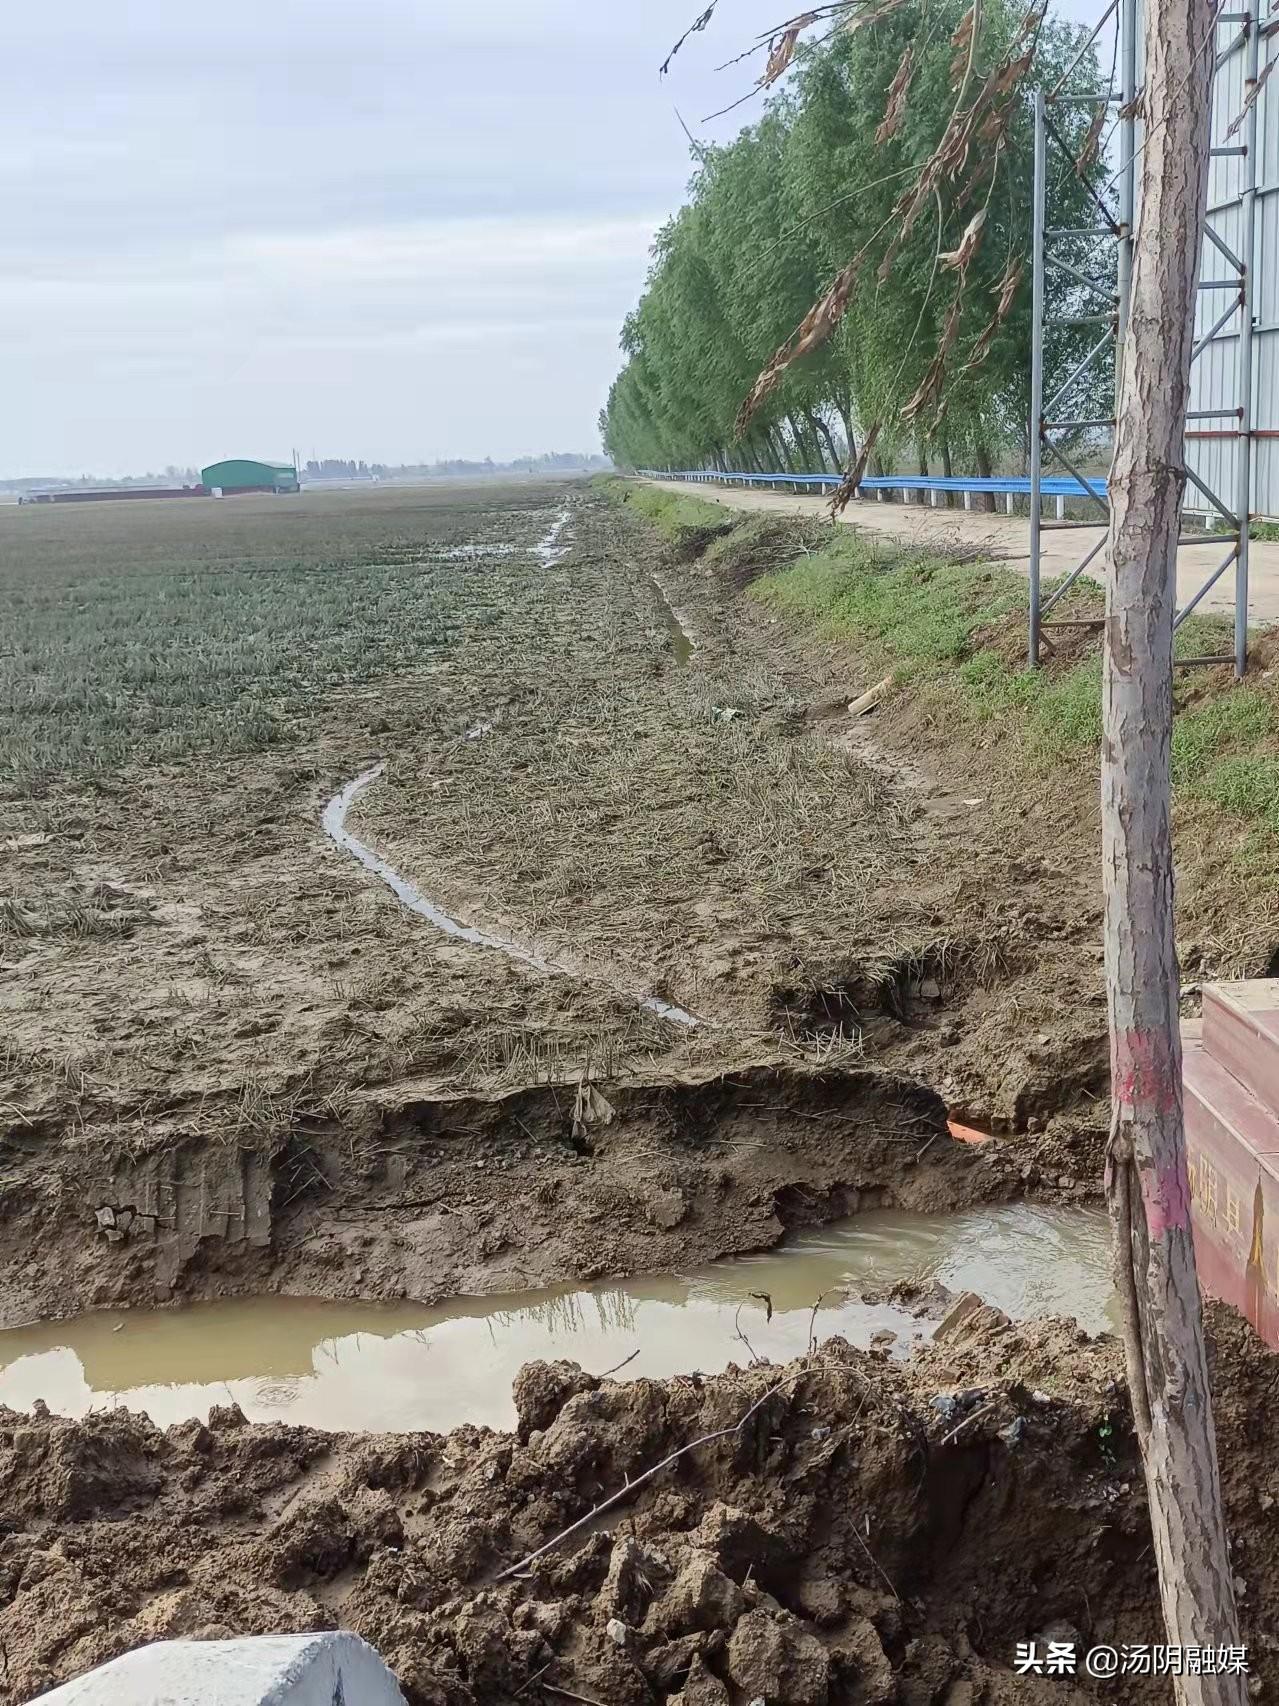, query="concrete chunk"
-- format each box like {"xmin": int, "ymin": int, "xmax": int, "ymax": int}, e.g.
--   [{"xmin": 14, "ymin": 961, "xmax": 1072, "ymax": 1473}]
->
[{"xmin": 29, "ymin": 1633, "xmax": 406, "ymax": 1705}]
